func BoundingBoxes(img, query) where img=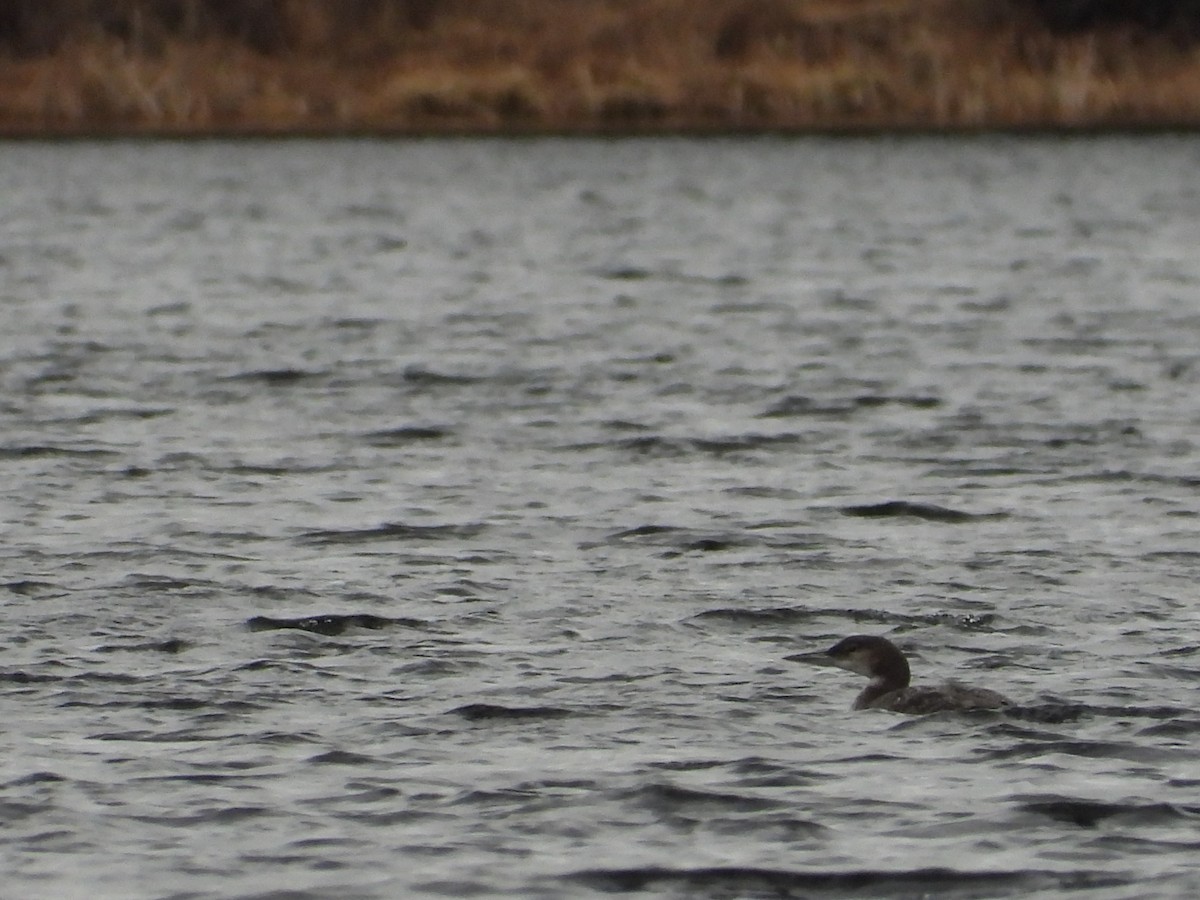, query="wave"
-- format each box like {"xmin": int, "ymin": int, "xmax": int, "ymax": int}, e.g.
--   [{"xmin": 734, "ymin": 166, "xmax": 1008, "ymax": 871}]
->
[
  {"xmin": 564, "ymin": 865, "xmax": 1128, "ymax": 895},
  {"xmin": 246, "ymin": 613, "xmax": 426, "ymax": 635},
  {"xmin": 839, "ymin": 501, "xmax": 998, "ymax": 523},
  {"xmin": 296, "ymin": 522, "xmax": 487, "ymax": 545}
]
